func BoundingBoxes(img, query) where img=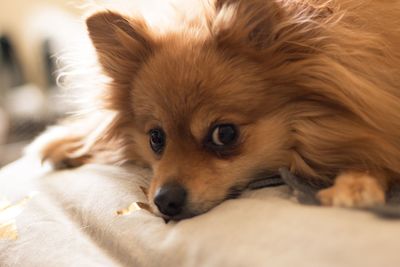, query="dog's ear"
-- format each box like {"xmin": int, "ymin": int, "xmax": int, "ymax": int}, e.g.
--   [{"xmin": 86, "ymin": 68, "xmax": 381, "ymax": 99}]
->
[
  {"xmin": 86, "ymin": 11, "xmax": 154, "ymax": 81},
  {"xmin": 210, "ymin": 0, "xmax": 281, "ymax": 51}
]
